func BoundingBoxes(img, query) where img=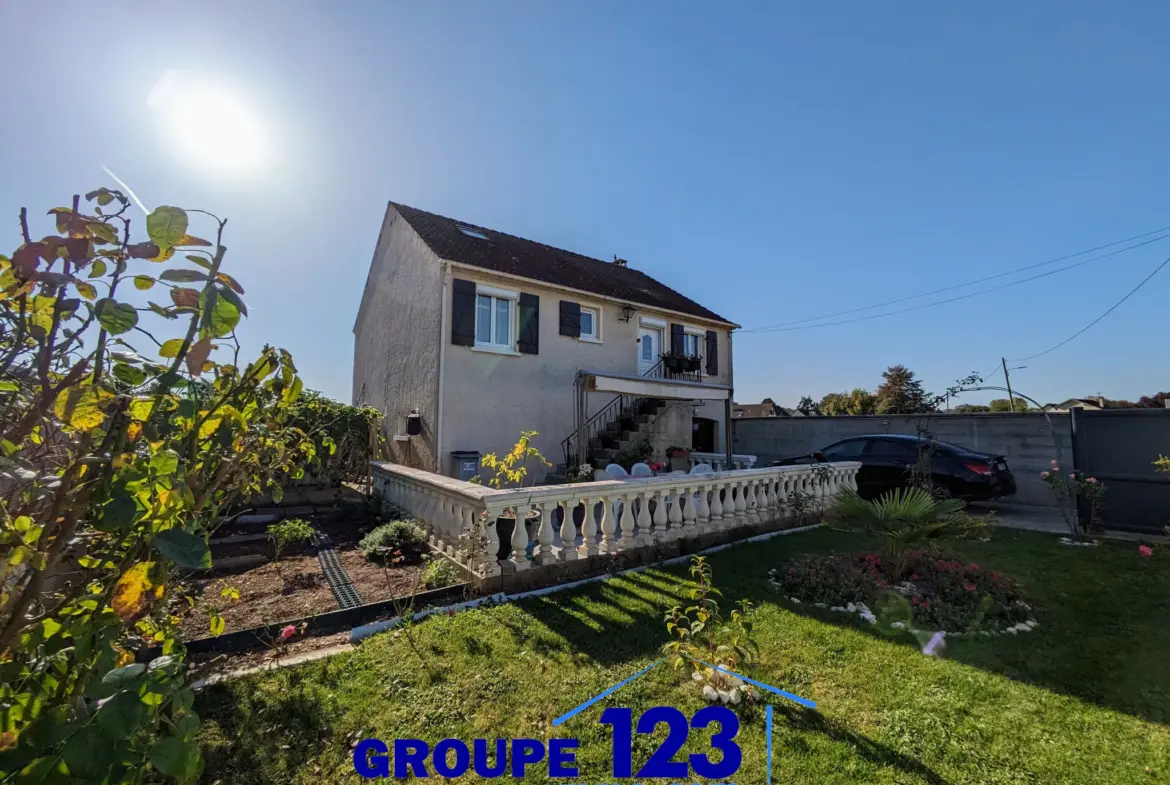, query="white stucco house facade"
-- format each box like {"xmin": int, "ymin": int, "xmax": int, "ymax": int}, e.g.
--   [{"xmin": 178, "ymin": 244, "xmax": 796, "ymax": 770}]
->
[{"xmin": 352, "ymin": 202, "xmax": 741, "ymax": 482}]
